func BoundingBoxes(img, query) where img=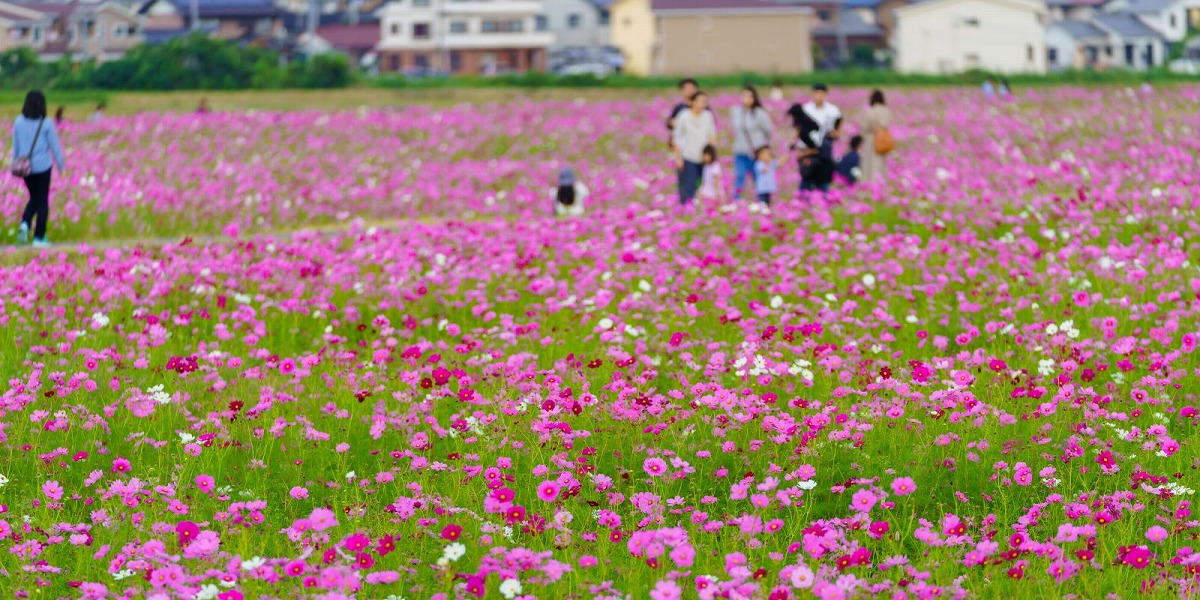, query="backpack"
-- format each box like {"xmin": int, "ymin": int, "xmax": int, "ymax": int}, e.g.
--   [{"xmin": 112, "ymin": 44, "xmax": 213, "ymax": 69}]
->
[{"xmin": 874, "ymin": 126, "xmax": 896, "ymax": 155}]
